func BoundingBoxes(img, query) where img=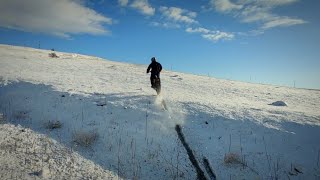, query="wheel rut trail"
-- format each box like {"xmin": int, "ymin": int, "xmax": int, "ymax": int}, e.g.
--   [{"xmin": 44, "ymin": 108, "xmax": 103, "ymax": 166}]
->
[
  {"xmin": 175, "ymin": 124, "xmax": 207, "ymax": 180},
  {"xmin": 160, "ymin": 99, "xmax": 215, "ymax": 179},
  {"xmin": 203, "ymin": 157, "xmax": 216, "ymax": 180}
]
